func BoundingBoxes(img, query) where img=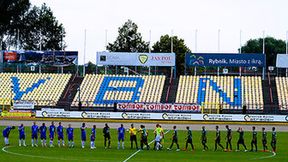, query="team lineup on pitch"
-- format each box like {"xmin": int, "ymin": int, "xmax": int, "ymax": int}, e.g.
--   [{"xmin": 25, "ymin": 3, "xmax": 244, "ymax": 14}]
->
[{"xmin": 1, "ymin": 120, "xmax": 285, "ymax": 162}]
